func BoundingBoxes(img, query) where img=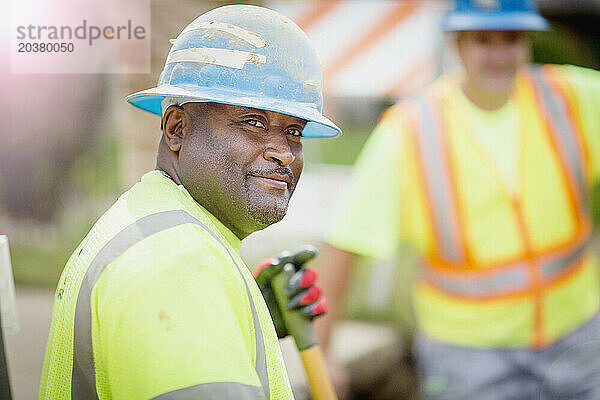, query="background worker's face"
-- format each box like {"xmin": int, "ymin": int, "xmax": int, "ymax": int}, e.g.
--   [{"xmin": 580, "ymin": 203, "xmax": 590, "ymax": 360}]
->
[
  {"xmin": 174, "ymin": 102, "xmax": 305, "ymax": 238},
  {"xmin": 457, "ymin": 30, "xmax": 531, "ymax": 96}
]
